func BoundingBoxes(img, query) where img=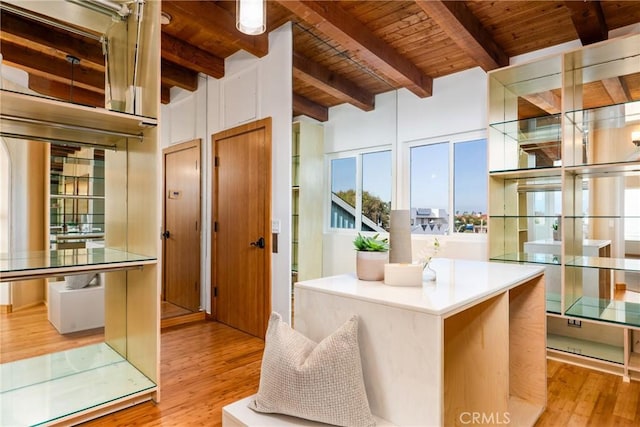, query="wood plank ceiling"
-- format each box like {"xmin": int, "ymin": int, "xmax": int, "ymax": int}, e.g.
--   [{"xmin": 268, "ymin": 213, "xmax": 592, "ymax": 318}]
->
[{"xmin": 2, "ymin": 1, "xmax": 640, "ymax": 123}]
